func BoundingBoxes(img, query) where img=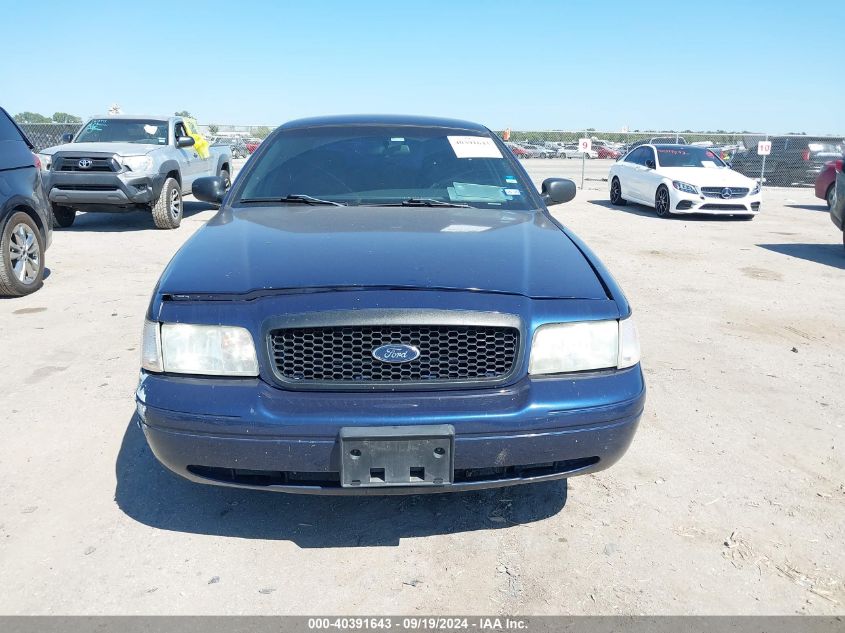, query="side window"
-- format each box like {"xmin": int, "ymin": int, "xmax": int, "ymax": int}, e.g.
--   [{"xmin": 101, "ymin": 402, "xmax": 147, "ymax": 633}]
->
[
  {"xmin": 626, "ymin": 147, "xmax": 645, "ymax": 165},
  {"xmin": 642, "ymin": 147, "xmax": 655, "ymax": 166},
  {"xmin": 174, "ymin": 123, "xmax": 187, "ymax": 142}
]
